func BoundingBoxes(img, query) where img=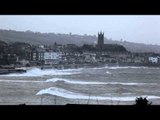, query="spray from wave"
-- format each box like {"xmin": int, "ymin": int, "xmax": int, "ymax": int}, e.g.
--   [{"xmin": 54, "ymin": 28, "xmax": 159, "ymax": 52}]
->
[
  {"xmin": 36, "ymin": 87, "xmax": 160, "ymax": 101},
  {"xmin": 5, "ymin": 68, "xmax": 81, "ymax": 77}
]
